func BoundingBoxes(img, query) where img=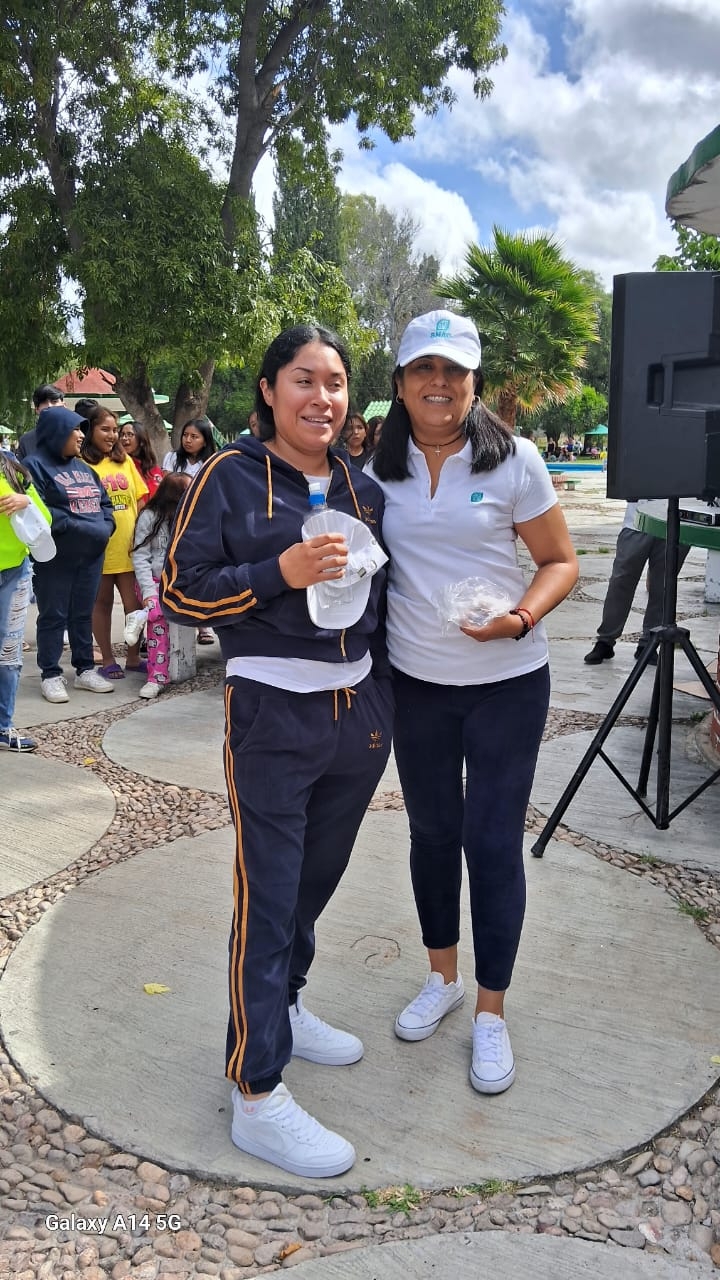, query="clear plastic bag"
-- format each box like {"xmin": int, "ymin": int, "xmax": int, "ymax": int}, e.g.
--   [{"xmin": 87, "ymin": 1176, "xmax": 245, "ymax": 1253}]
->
[{"xmin": 432, "ymin": 577, "xmax": 512, "ymax": 634}]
